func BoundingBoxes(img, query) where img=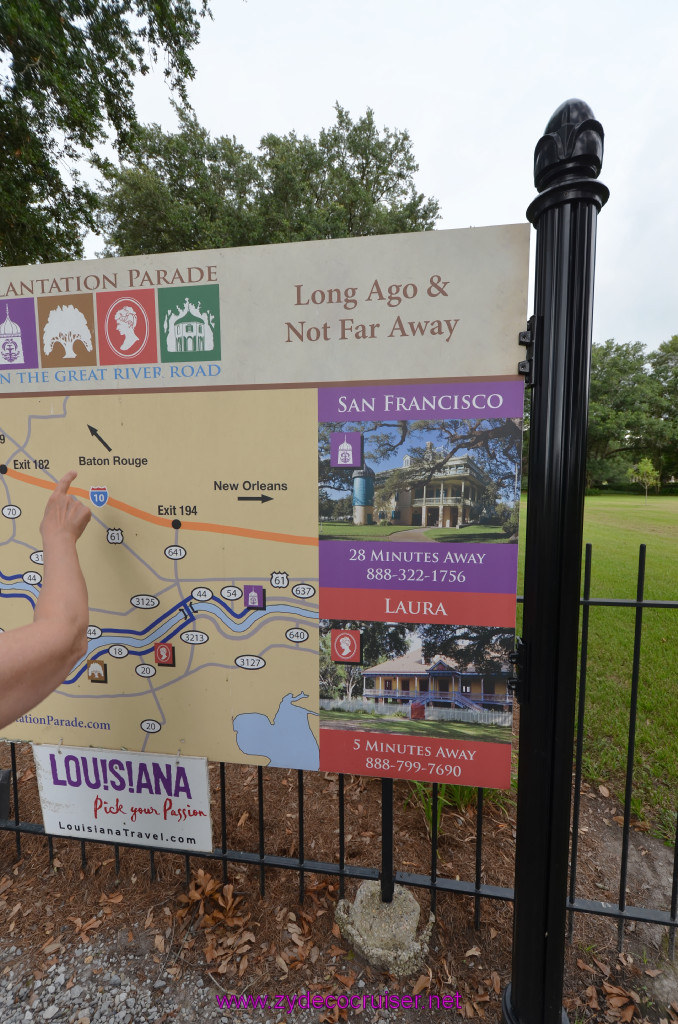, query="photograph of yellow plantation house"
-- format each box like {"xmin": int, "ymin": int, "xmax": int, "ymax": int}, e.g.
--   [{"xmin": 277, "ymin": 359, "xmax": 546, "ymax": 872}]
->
[
  {"xmin": 361, "ymin": 649, "xmax": 512, "ymax": 719},
  {"xmin": 319, "ymin": 632, "xmax": 513, "ymax": 740},
  {"xmin": 376, "ymin": 450, "xmax": 493, "ymax": 528}
]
